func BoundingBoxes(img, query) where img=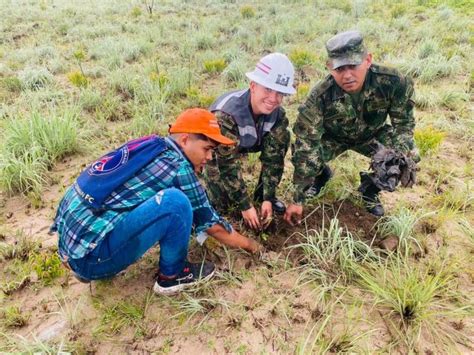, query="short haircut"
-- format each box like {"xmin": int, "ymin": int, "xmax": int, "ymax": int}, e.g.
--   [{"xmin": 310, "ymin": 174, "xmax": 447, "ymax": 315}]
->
[{"xmin": 190, "ymin": 133, "xmax": 211, "ymax": 142}]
